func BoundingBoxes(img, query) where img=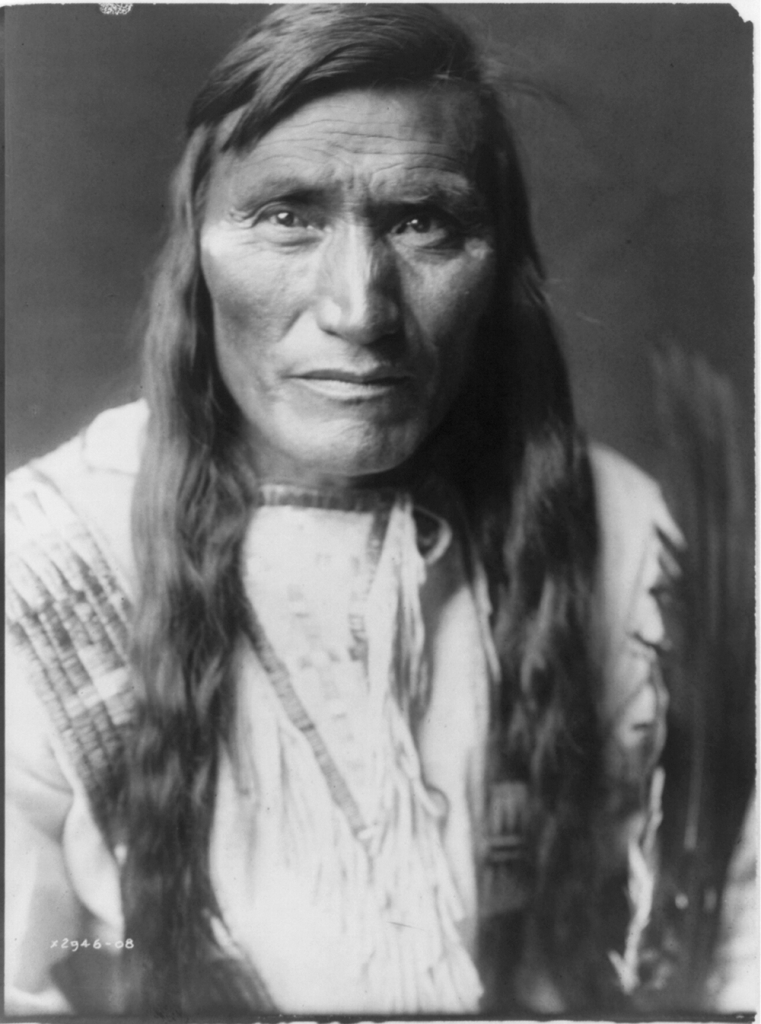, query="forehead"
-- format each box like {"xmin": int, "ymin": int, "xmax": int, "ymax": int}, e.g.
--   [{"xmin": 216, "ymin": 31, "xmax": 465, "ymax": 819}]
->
[{"xmin": 205, "ymin": 86, "xmax": 484, "ymax": 208}]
